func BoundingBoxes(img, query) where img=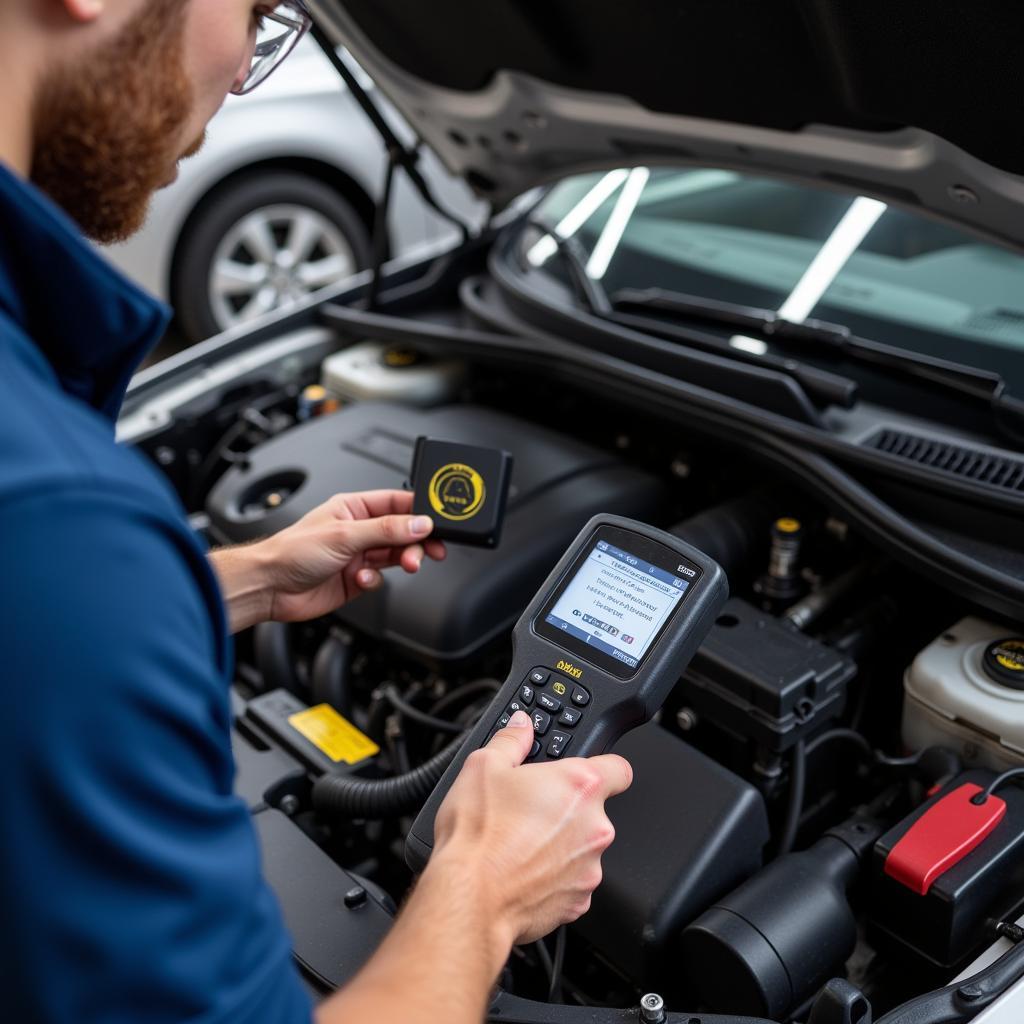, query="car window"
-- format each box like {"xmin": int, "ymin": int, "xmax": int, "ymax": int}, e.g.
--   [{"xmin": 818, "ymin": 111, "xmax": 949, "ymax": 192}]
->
[{"xmin": 524, "ymin": 167, "xmax": 1024, "ymax": 387}]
